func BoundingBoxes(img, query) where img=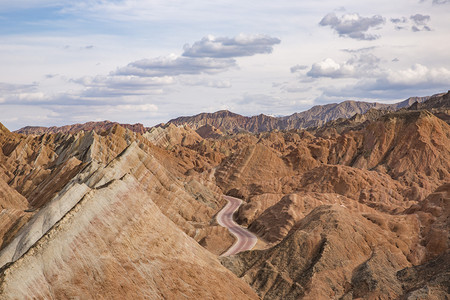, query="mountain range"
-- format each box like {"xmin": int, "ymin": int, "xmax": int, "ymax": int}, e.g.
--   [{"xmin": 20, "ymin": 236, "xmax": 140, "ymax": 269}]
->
[
  {"xmin": 165, "ymin": 95, "xmax": 432, "ymax": 134},
  {"xmin": 0, "ymin": 91, "xmax": 449, "ymax": 299},
  {"xmin": 15, "ymin": 94, "xmax": 434, "ymax": 136}
]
